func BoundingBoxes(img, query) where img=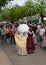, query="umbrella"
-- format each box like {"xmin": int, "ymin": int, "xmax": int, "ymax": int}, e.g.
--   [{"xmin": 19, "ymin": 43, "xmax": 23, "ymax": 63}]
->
[{"xmin": 17, "ymin": 24, "xmax": 29, "ymax": 33}]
